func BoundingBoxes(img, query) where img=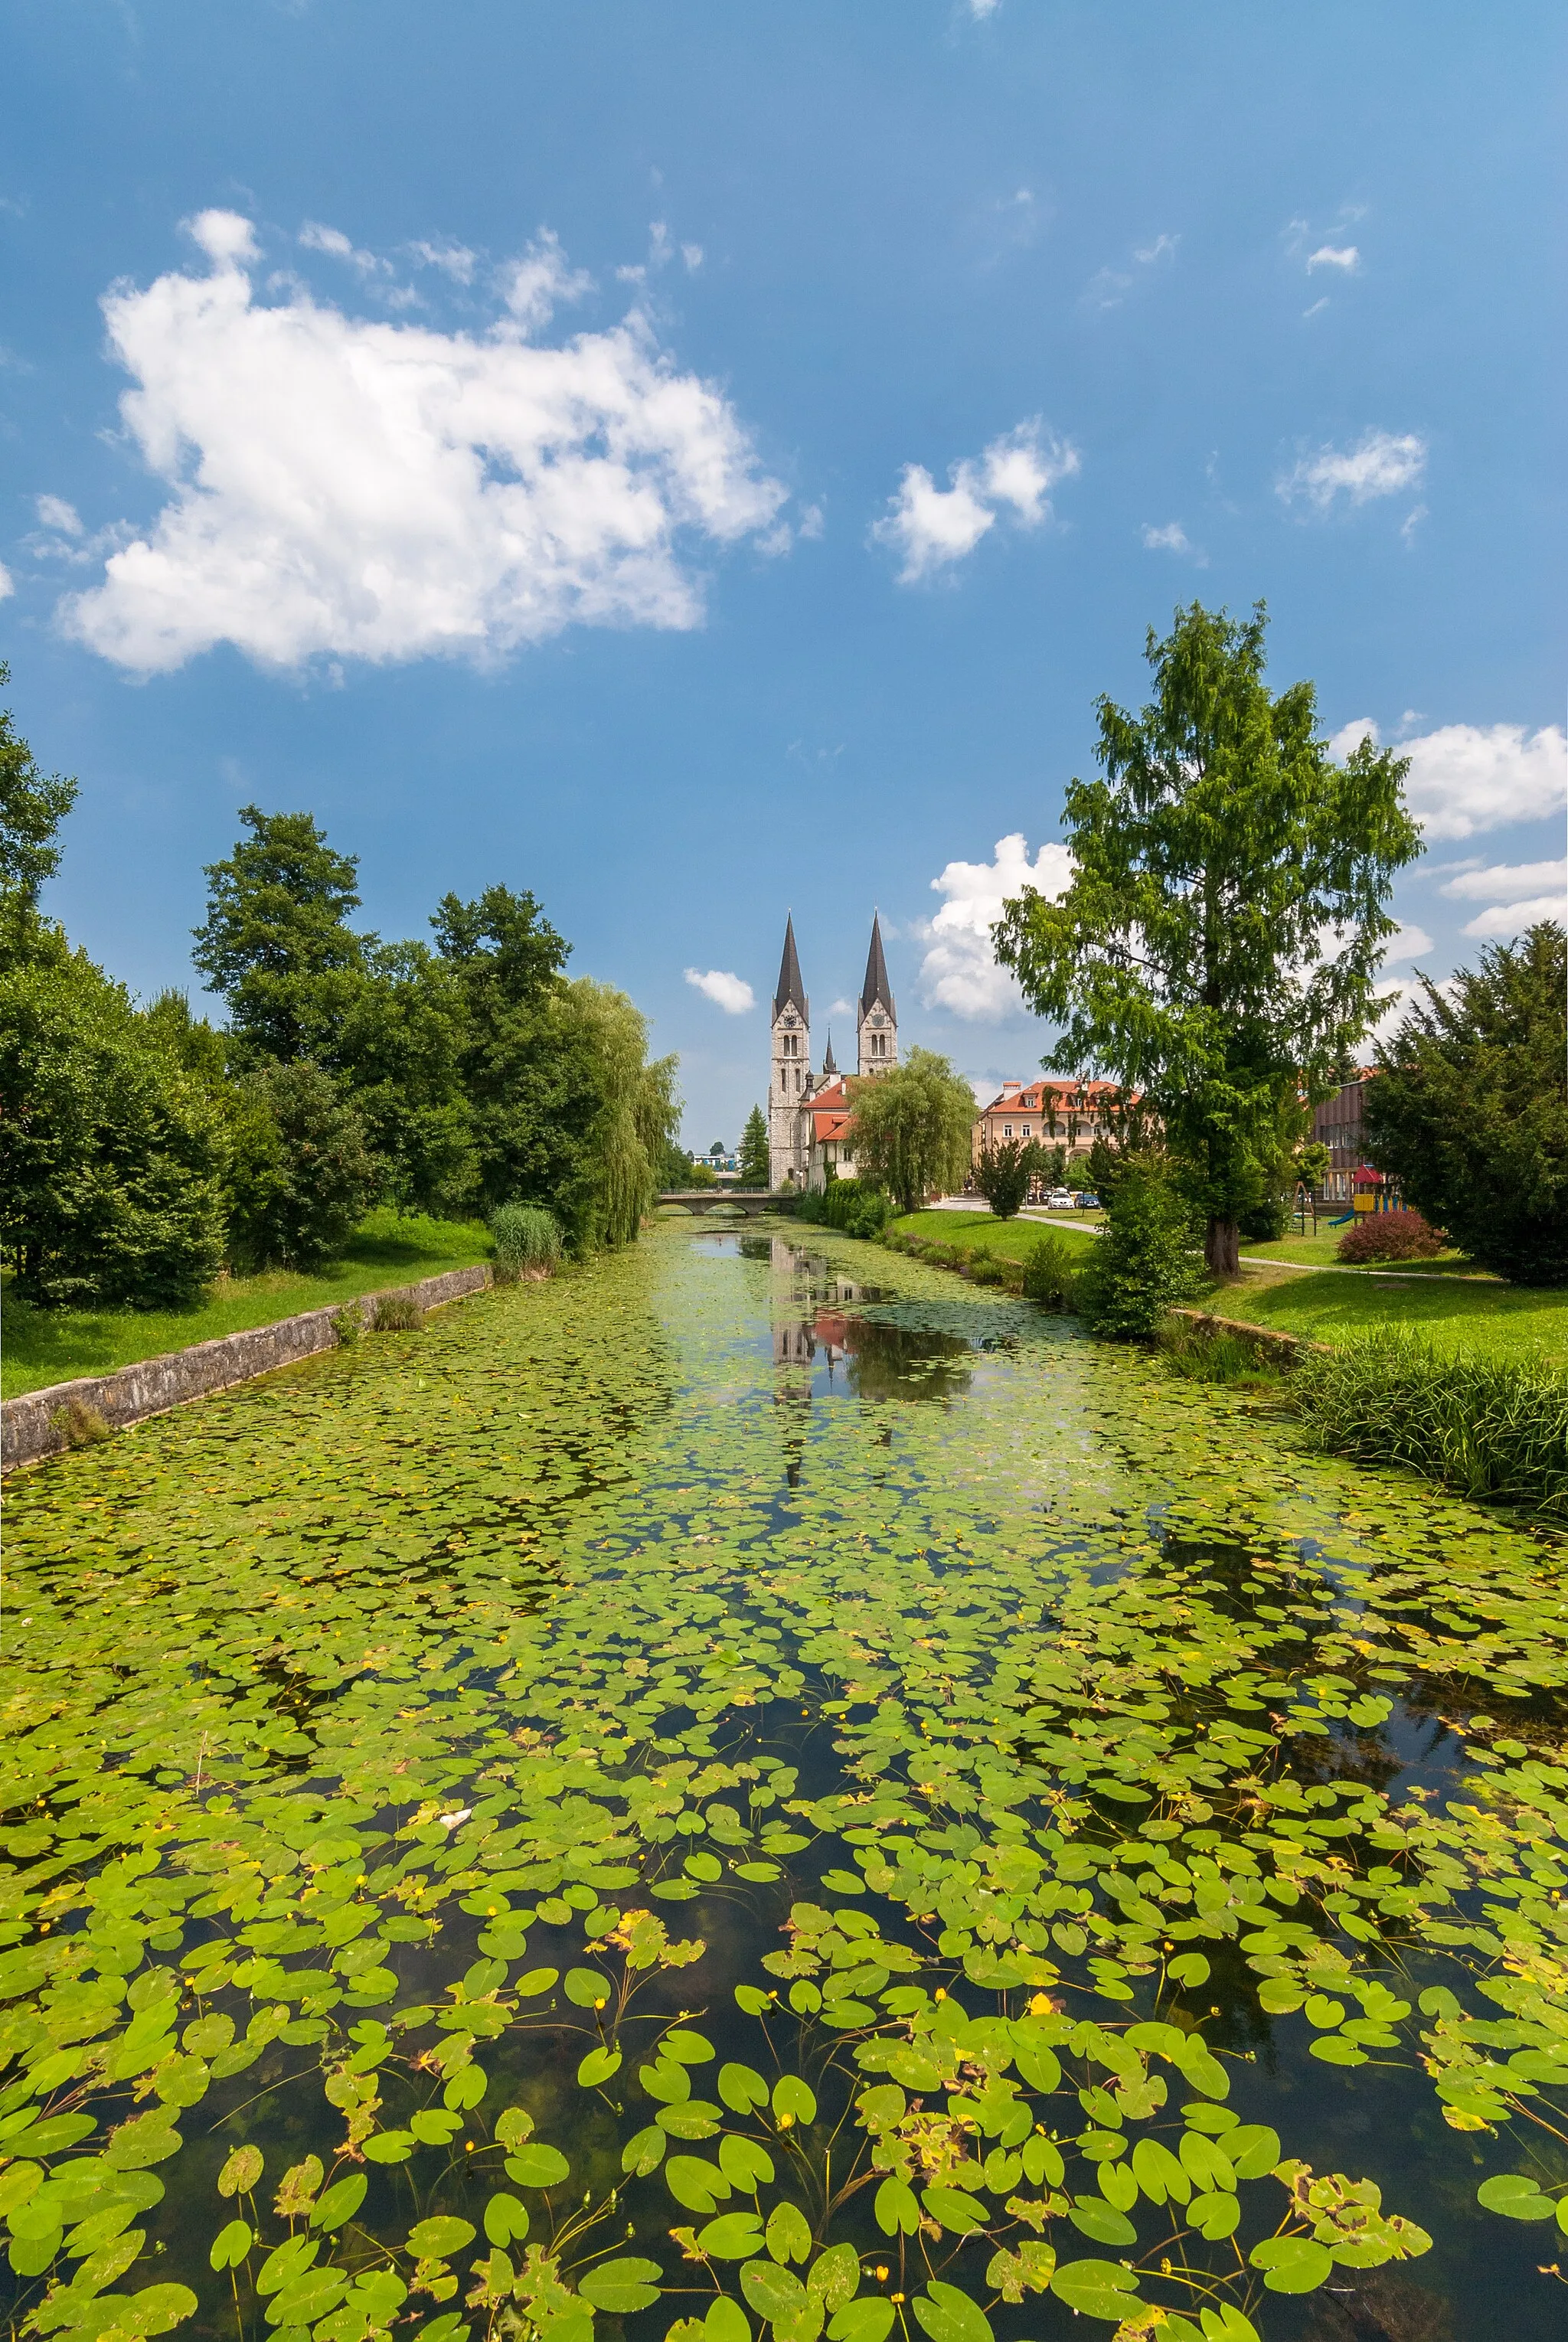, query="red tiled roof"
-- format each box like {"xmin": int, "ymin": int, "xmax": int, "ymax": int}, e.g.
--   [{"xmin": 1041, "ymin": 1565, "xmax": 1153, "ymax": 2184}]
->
[{"xmin": 978, "ymin": 1079, "xmax": 1133, "ymax": 1115}]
